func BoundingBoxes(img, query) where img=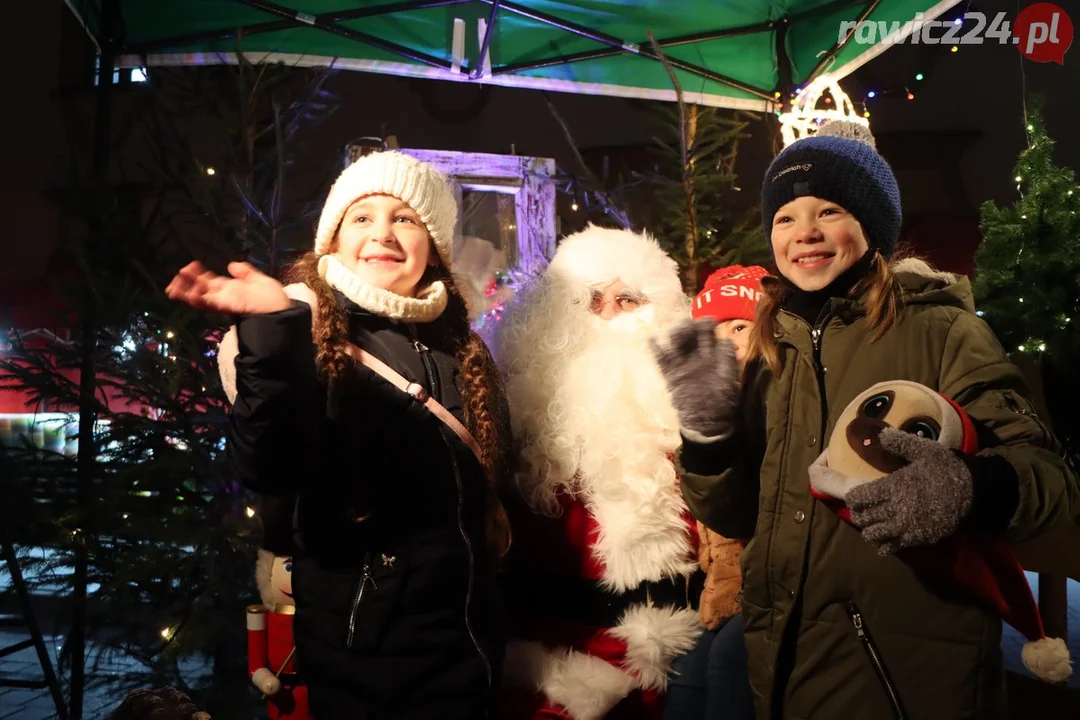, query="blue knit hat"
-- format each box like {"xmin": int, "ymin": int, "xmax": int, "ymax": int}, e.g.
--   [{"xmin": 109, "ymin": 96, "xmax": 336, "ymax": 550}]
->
[{"xmin": 761, "ymin": 121, "xmax": 902, "ymax": 259}]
